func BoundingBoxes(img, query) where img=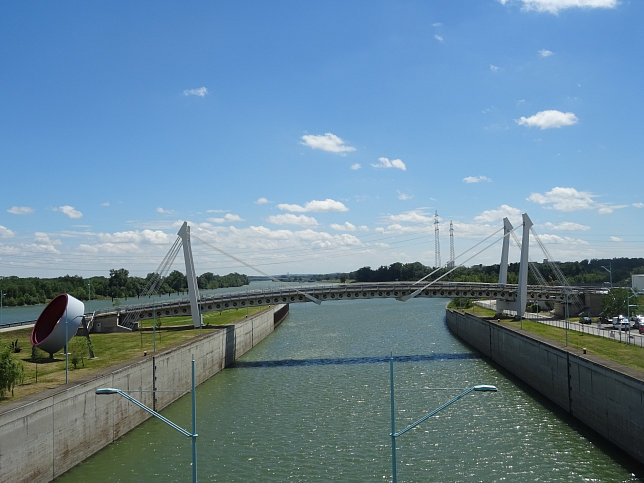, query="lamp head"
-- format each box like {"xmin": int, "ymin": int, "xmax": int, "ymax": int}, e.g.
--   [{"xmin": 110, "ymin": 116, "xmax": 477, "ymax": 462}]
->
[
  {"xmin": 96, "ymin": 388, "xmax": 119, "ymax": 395},
  {"xmin": 473, "ymin": 385, "xmax": 498, "ymax": 392}
]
